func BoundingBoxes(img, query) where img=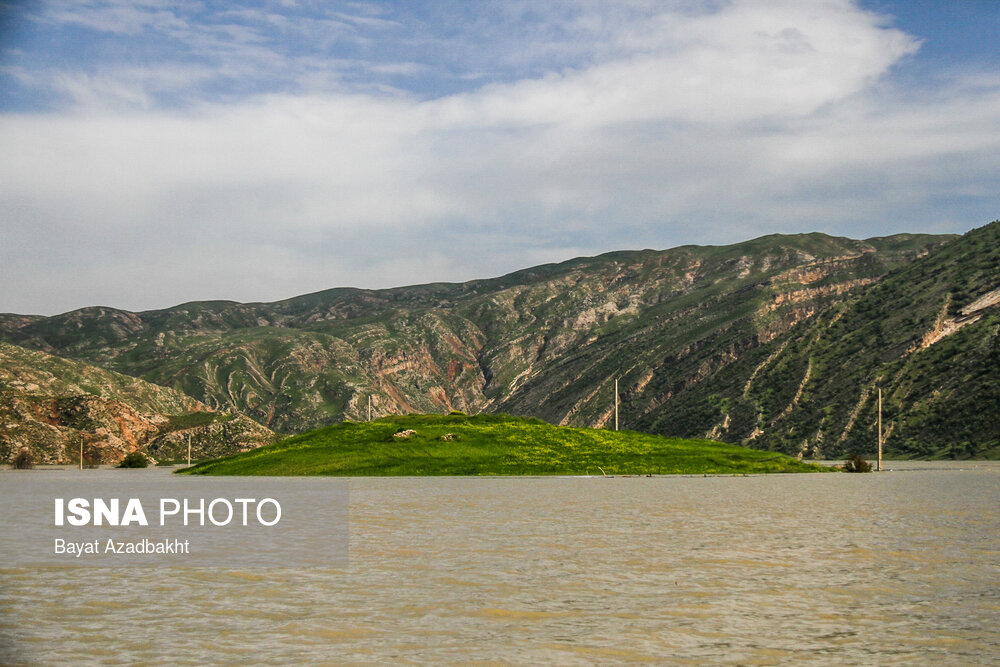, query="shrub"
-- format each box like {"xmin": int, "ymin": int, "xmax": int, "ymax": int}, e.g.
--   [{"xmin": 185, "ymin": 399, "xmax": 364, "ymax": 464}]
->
[
  {"xmin": 11, "ymin": 448, "xmax": 34, "ymax": 469},
  {"xmin": 118, "ymin": 451, "xmax": 149, "ymax": 468},
  {"xmin": 448, "ymin": 410, "xmax": 468, "ymax": 416},
  {"xmin": 842, "ymin": 455, "xmax": 872, "ymax": 473}
]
